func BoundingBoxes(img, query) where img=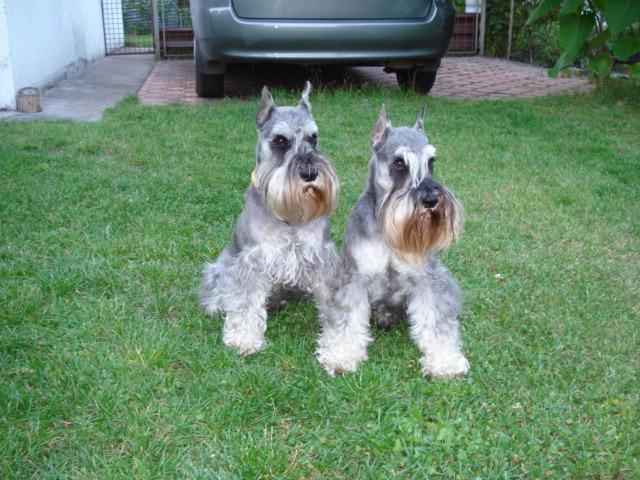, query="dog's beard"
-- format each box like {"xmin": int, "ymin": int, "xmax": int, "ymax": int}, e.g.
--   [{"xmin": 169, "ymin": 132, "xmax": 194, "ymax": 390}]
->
[
  {"xmin": 379, "ymin": 188, "xmax": 463, "ymax": 265},
  {"xmin": 255, "ymin": 158, "xmax": 338, "ymax": 225}
]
